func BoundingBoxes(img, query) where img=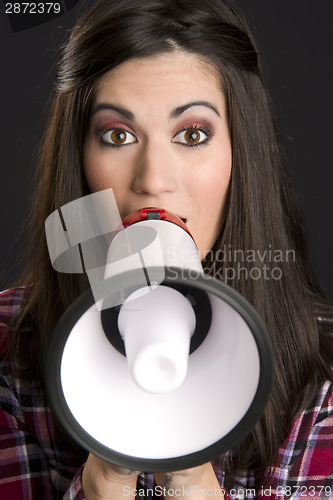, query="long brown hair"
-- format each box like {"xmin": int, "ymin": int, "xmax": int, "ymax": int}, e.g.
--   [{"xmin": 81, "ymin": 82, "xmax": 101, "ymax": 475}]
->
[{"xmin": 9, "ymin": 0, "xmax": 333, "ymax": 488}]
